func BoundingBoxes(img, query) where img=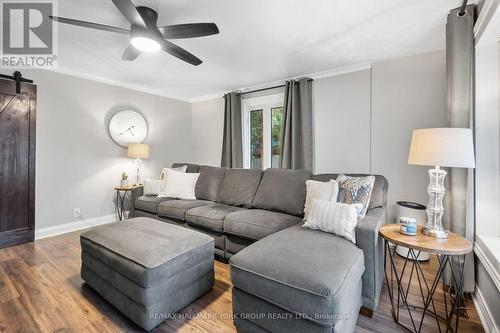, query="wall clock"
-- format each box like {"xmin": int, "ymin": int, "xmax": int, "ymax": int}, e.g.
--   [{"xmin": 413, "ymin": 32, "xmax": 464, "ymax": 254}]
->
[{"xmin": 108, "ymin": 110, "xmax": 148, "ymax": 148}]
